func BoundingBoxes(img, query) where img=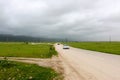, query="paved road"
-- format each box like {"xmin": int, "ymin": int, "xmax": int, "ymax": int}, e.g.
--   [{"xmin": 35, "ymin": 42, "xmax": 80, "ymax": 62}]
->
[{"xmin": 55, "ymin": 44, "xmax": 120, "ymax": 80}]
